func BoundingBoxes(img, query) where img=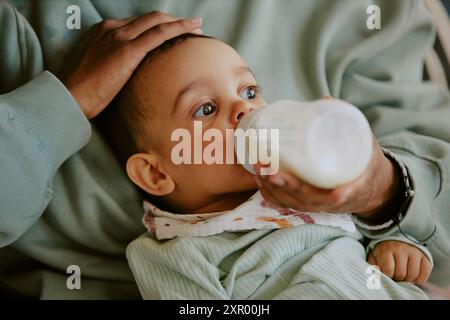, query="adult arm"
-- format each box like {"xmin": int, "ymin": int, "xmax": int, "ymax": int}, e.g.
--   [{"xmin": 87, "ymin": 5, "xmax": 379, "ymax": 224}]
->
[
  {"xmin": 0, "ymin": 2, "xmax": 202, "ymax": 247},
  {"xmin": 255, "ymin": 0, "xmax": 450, "ymax": 249},
  {"xmin": 0, "ymin": 1, "xmax": 92, "ymax": 246},
  {"xmin": 0, "ymin": 72, "xmax": 90, "ymax": 247}
]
